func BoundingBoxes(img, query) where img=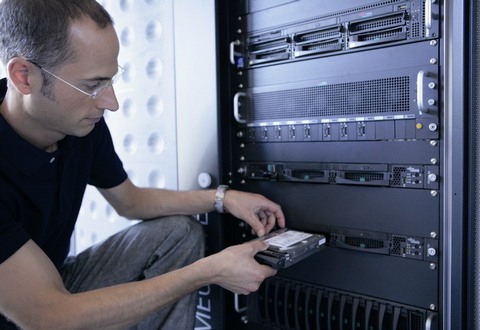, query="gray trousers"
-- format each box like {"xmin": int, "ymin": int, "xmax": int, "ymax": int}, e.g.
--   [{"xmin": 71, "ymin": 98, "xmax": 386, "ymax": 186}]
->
[
  {"xmin": 60, "ymin": 216, "xmax": 205, "ymax": 330},
  {"xmin": 0, "ymin": 216, "xmax": 205, "ymax": 330}
]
